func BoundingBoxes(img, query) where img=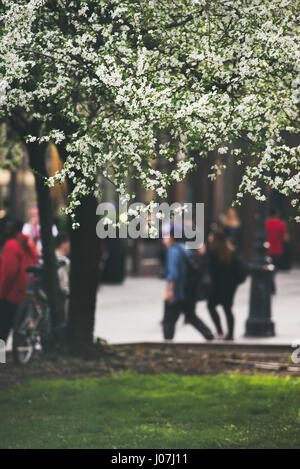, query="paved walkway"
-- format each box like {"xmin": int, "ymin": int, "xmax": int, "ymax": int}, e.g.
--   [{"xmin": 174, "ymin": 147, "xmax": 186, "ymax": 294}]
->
[{"xmin": 95, "ymin": 269, "xmax": 300, "ymax": 345}]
